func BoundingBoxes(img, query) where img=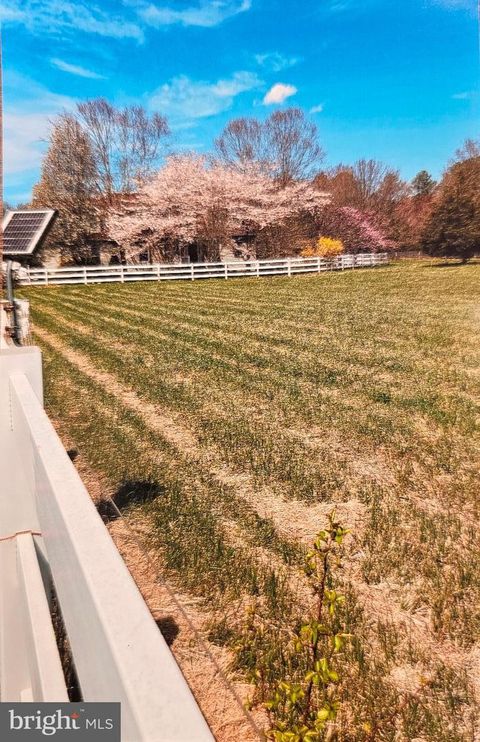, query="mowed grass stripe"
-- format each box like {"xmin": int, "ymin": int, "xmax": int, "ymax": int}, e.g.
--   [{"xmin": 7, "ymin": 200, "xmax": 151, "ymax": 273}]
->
[
  {"xmin": 56, "ymin": 263, "xmax": 403, "ymax": 317},
  {"xmin": 34, "ymin": 268, "xmax": 480, "ymax": 406},
  {"xmin": 44, "ymin": 287, "xmax": 436, "ymax": 389},
  {"xmin": 40, "ymin": 337, "xmax": 477, "ymax": 643},
  {"xmin": 31, "ymin": 292, "xmax": 476, "ymax": 476},
  {"xmin": 25, "ymin": 264, "xmax": 480, "ymax": 516},
  {"xmin": 35, "ymin": 260, "xmax": 476, "ymax": 328},
  {"xmin": 39, "ymin": 338, "xmax": 303, "ymax": 607},
  {"xmin": 31, "ymin": 268, "xmax": 478, "ymax": 406},
  {"xmin": 32, "ymin": 290, "xmax": 449, "ymax": 440},
  {"xmin": 32, "ymin": 268, "xmax": 449, "ymax": 361},
  {"xmin": 37, "ymin": 326, "xmax": 309, "ymax": 561},
  {"xmin": 29, "ymin": 272, "xmax": 479, "ymax": 506},
  {"xmin": 32, "ymin": 295, "xmax": 384, "ymax": 431},
  {"xmin": 33, "ymin": 310, "xmax": 353, "ymax": 503},
  {"xmin": 39, "ymin": 289, "xmax": 347, "ymax": 372}
]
